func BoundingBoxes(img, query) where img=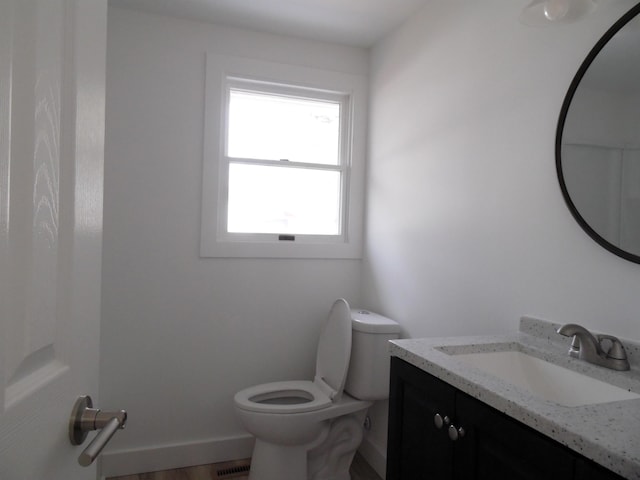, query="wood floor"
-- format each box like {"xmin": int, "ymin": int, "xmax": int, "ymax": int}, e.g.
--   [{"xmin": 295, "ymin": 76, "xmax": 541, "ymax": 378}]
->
[{"xmin": 107, "ymin": 452, "xmax": 382, "ymax": 480}]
